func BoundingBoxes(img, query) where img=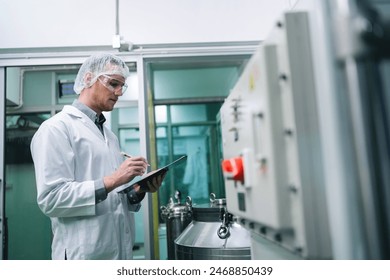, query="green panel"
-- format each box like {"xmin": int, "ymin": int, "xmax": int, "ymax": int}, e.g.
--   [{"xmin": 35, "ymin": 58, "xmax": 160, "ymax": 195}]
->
[
  {"xmin": 6, "ymin": 67, "xmax": 21, "ymax": 106},
  {"xmin": 23, "ymin": 71, "xmax": 52, "ymax": 107},
  {"xmin": 153, "ymin": 67, "xmax": 239, "ymax": 100},
  {"xmin": 5, "ymin": 164, "xmax": 52, "ymax": 260},
  {"xmin": 170, "ymin": 103, "xmax": 223, "ymax": 124},
  {"xmin": 5, "ymin": 113, "xmax": 52, "ymax": 259}
]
